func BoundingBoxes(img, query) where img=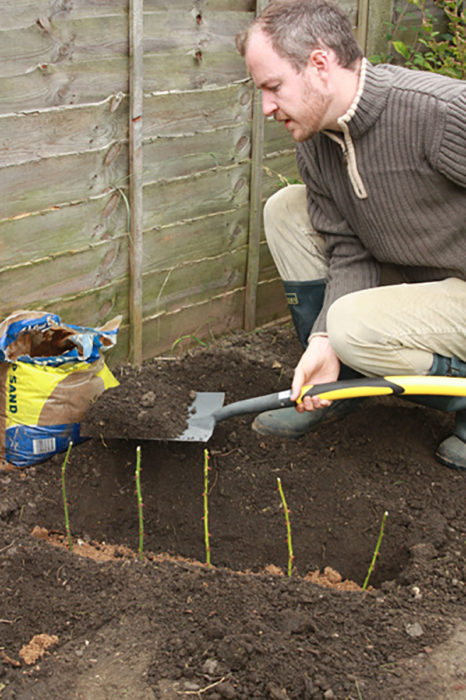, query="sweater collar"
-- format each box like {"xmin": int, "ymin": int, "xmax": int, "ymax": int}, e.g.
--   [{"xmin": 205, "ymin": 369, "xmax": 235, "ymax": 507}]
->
[
  {"xmin": 336, "ymin": 59, "xmax": 392, "ymax": 138},
  {"xmin": 319, "ymin": 60, "xmax": 392, "ymax": 199}
]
